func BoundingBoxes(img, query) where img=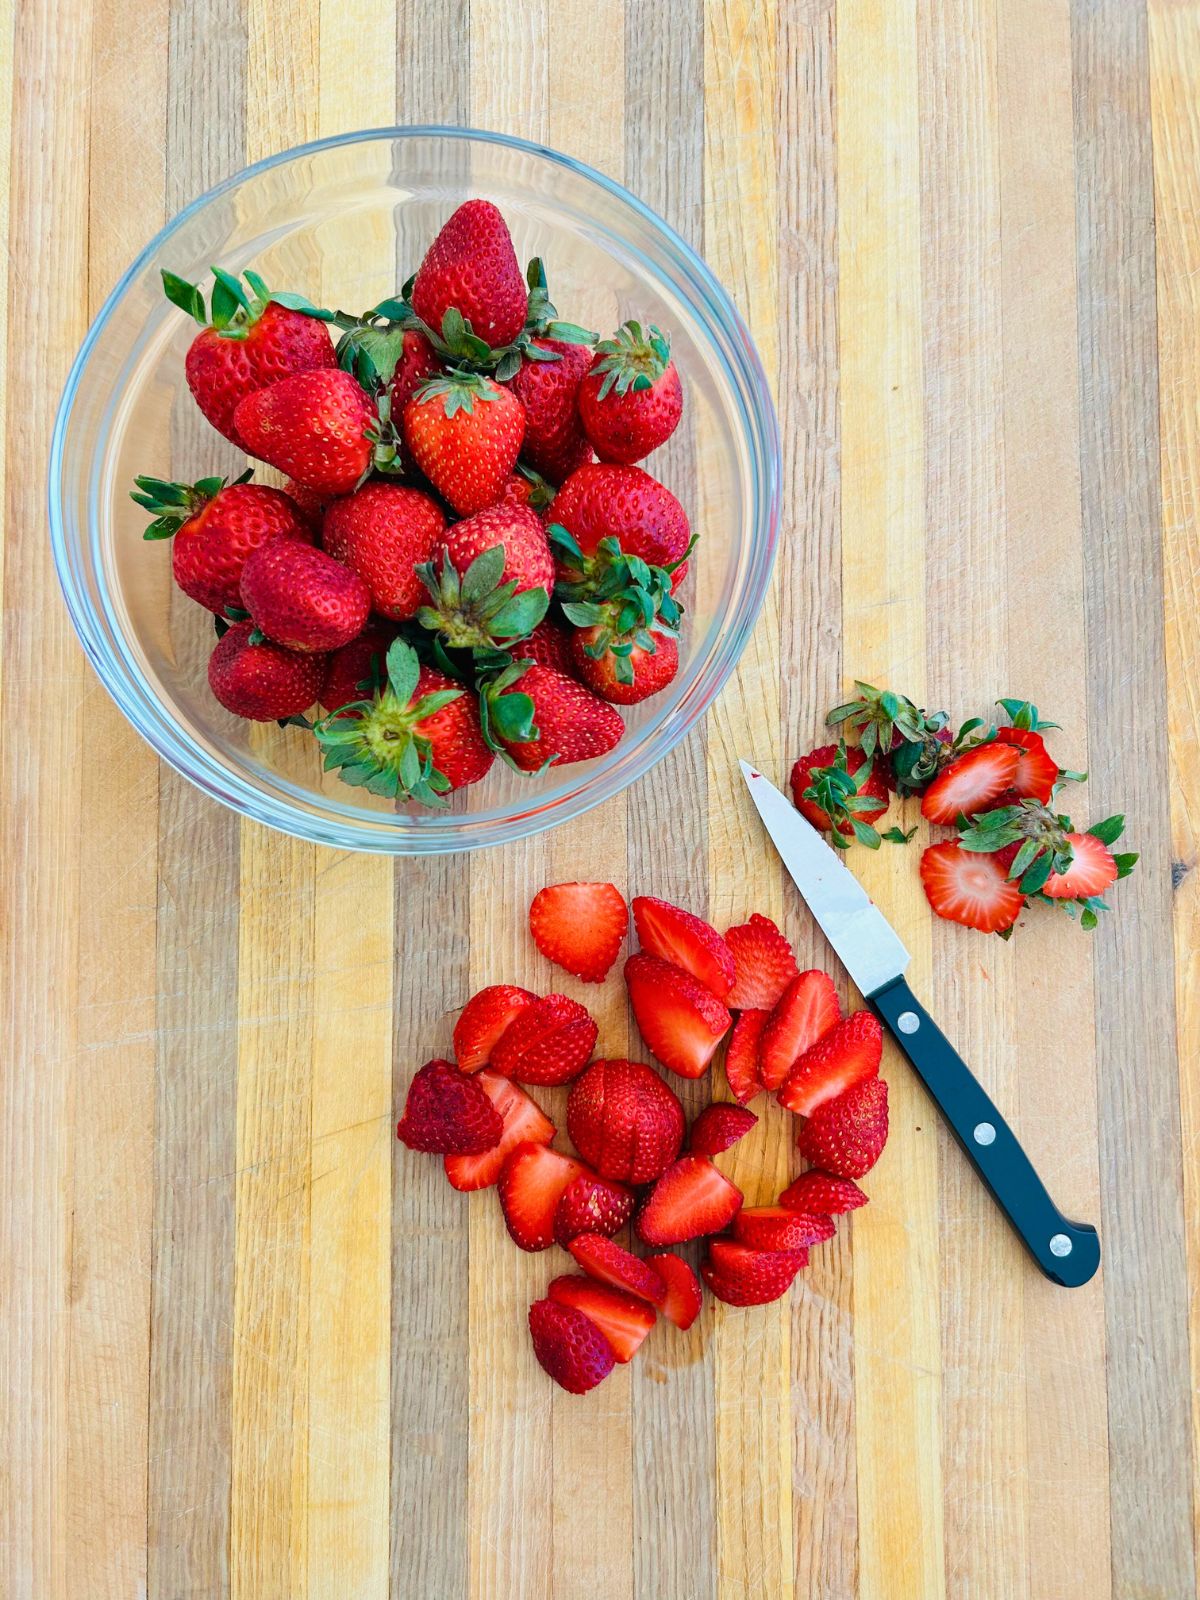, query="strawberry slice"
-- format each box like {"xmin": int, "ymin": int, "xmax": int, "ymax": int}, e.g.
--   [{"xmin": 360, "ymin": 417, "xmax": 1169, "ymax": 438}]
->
[
  {"xmin": 568, "ymin": 1232, "xmax": 668, "ymax": 1305},
  {"xmin": 635, "ymin": 1153, "xmax": 743, "ymax": 1246},
  {"xmin": 625, "ymin": 952, "xmax": 731, "ymax": 1079},
  {"xmin": 498, "ymin": 1143, "xmax": 591, "ymax": 1251},
  {"xmin": 529, "ymin": 1296, "xmax": 616, "ymax": 1393},
  {"xmin": 779, "ymin": 1169, "xmax": 868, "ymax": 1215},
  {"xmin": 453, "ymin": 984, "xmax": 536, "ymax": 1072},
  {"xmin": 920, "ymin": 742, "xmax": 1020, "ymax": 824},
  {"xmin": 547, "ymin": 1275, "xmax": 656, "ymax": 1362},
  {"xmin": 797, "ymin": 1077, "xmax": 889, "ymax": 1179},
  {"xmin": 777, "ymin": 1010, "xmax": 882, "ymax": 1117},
  {"xmin": 443, "ymin": 1071, "xmax": 554, "ymax": 1191},
  {"xmin": 553, "ymin": 1172, "xmax": 635, "ymax": 1246},
  {"xmin": 995, "ymin": 726, "xmax": 1057, "ymax": 803},
  {"xmin": 646, "ymin": 1253, "xmax": 703, "ymax": 1330},
  {"xmin": 688, "ymin": 1103, "xmax": 758, "ymax": 1156},
  {"xmin": 724, "ymin": 914, "xmax": 798, "ymax": 1009},
  {"xmin": 723, "ymin": 1008, "xmax": 769, "ymax": 1103},
  {"xmin": 631, "ymin": 896, "xmax": 736, "ymax": 1000},
  {"xmin": 919, "ymin": 841, "xmax": 1024, "ymax": 933},
  {"xmin": 733, "ymin": 1205, "xmax": 835, "ymax": 1251},
  {"xmin": 397, "ymin": 1058, "xmax": 505, "ymax": 1153},
  {"xmin": 491, "ymin": 993, "xmax": 598, "ymax": 1085},
  {"xmin": 530, "ymin": 882, "xmax": 629, "ymax": 982},
  {"xmin": 1042, "ymin": 832, "xmax": 1119, "ymax": 899},
  {"xmin": 701, "ymin": 1239, "xmax": 808, "ymax": 1306},
  {"xmin": 759, "ymin": 970, "xmax": 842, "ymax": 1091}
]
